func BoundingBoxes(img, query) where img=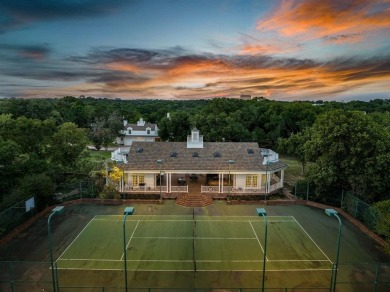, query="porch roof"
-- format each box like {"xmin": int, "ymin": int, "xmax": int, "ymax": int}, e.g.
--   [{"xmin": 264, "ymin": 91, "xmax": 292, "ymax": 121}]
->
[{"xmin": 122, "ymin": 142, "xmax": 286, "ymax": 172}]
